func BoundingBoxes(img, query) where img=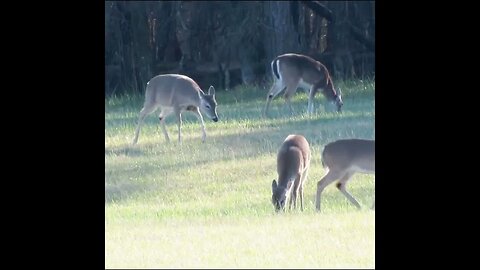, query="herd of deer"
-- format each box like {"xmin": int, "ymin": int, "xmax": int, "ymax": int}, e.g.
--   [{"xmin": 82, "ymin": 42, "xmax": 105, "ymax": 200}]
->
[{"xmin": 130, "ymin": 53, "xmax": 375, "ymax": 213}]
